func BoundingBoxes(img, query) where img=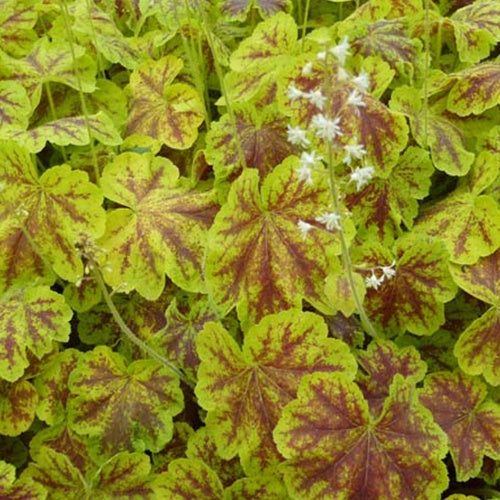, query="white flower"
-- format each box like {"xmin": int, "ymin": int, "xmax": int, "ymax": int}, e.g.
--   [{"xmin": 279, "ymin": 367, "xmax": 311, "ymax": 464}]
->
[
  {"xmin": 302, "ymin": 62, "xmax": 313, "ymax": 76},
  {"xmin": 353, "ymin": 70, "xmax": 370, "ymax": 92},
  {"xmin": 296, "ymin": 165, "xmax": 313, "ymax": 185},
  {"xmin": 329, "ymin": 36, "xmax": 350, "ymax": 65},
  {"xmin": 297, "ymin": 219, "xmax": 314, "ymax": 240},
  {"xmin": 347, "ymin": 89, "xmax": 366, "ymax": 109},
  {"xmin": 337, "ymin": 67, "xmax": 350, "ymax": 82},
  {"xmin": 365, "ymin": 272, "xmax": 384, "ymax": 290},
  {"xmin": 381, "ymin": 260, "xmax": 397, "ymax": 280},
  {"xmin": 343, "ymin": 138, "xmax": 366, "ymax": 165},
  {"xmin": 304, "ymin": 89, "xmax": 327, "ymax": 110},
  {"xmin": 317, "ymin": 51, "xmax": 327, "ymax": 61},
  {"xmin": 299, "ymin": 150, "xmax": 323, "ymax": 167},
  {"xmin": 311, "ymin": 114, "xmax": 343, "ymax": 141},
  {"xmin": 287, "ymin": 84, "xmax": 304, "ymax": 101},
  {"xmin": 315, "ymin": 212, "xmax": 342, "ymax": 231},
  {"xmin": 350, "ymin": 165, "xmax": 375, "ymax": 191},
  {"xmin": 287, "ymin": 124, "xmax": 310, "ymax": 147}
]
